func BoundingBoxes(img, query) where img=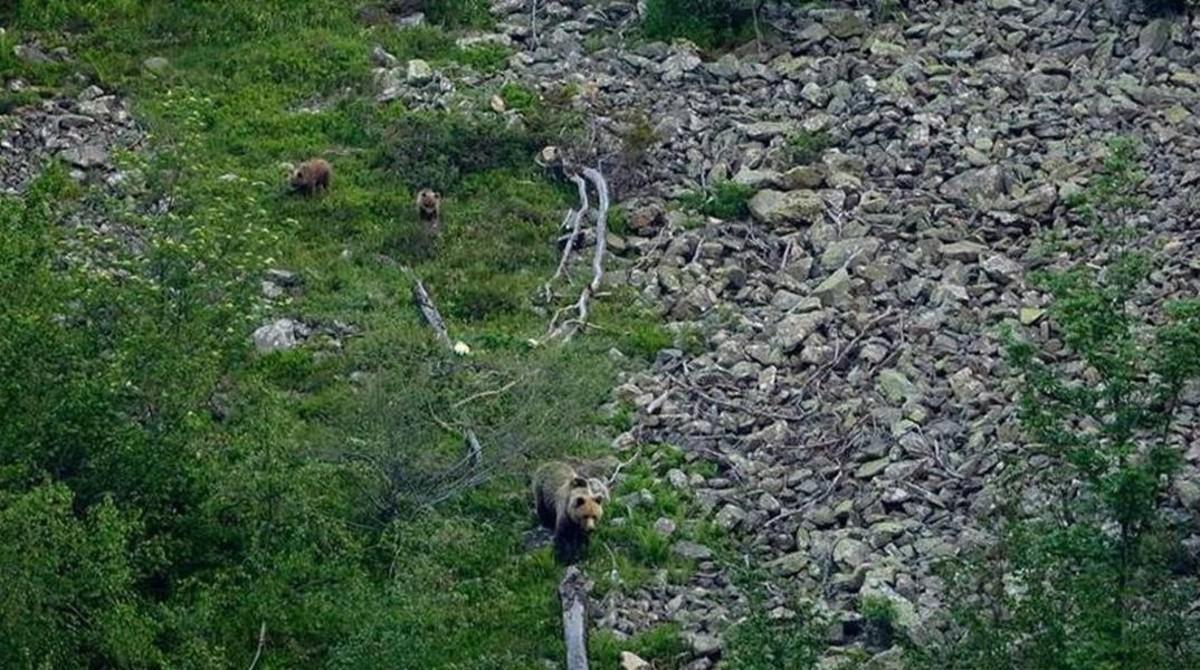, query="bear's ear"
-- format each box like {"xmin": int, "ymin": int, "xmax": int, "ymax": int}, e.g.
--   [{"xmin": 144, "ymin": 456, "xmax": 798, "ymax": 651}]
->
[{"xmin": 571, "ymin": 476, "xmax": 588, "ymax": 488}]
